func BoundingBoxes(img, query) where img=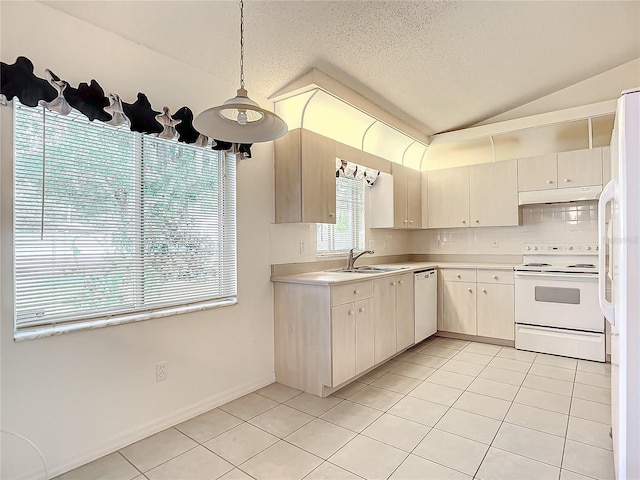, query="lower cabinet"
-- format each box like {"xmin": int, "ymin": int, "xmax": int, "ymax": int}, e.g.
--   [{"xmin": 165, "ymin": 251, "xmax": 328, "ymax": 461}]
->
[
  {"xmin": 443, "ymin": 281, "xmax": 477, "ymax": 334},
  {"xmin": 440, "ymin": 267, "xmax": 514, "ymax": 340},
  {"xmin": 274, "ymin": 276, "xmax": 414, "ymax": 397},
  {"xmin": 477, "ymin": 283, "xmax": 515, "ymax": 340},
  {"xmin": 372, "ymin": 272, "xmax": 415, "ymax": 364}
]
